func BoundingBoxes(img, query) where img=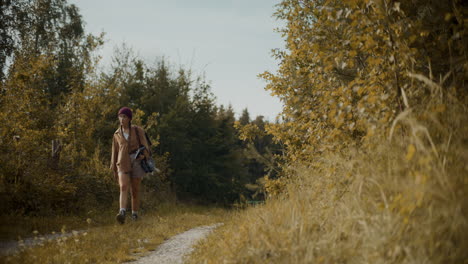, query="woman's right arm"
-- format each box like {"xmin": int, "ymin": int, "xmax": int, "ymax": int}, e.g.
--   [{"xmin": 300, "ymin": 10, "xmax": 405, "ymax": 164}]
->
[{"xmin": 110, "ymin": 135, "xmax": 118, "ymax": 178}]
